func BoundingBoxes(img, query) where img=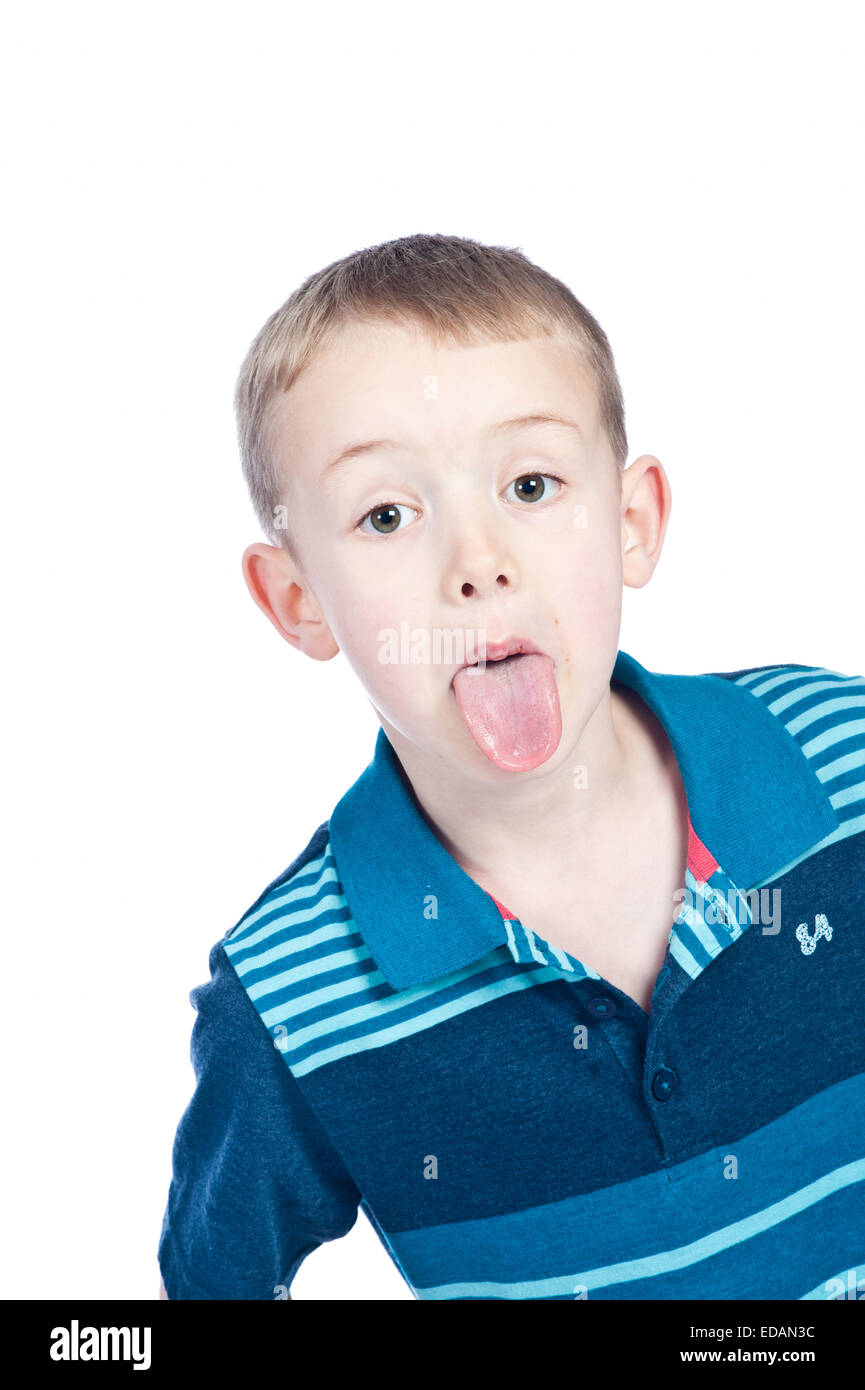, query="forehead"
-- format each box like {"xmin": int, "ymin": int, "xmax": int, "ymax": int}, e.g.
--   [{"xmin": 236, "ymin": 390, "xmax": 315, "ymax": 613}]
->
[{"xmin": 266, "ymin": 320, "xmax": 603, "ymax": 470}]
